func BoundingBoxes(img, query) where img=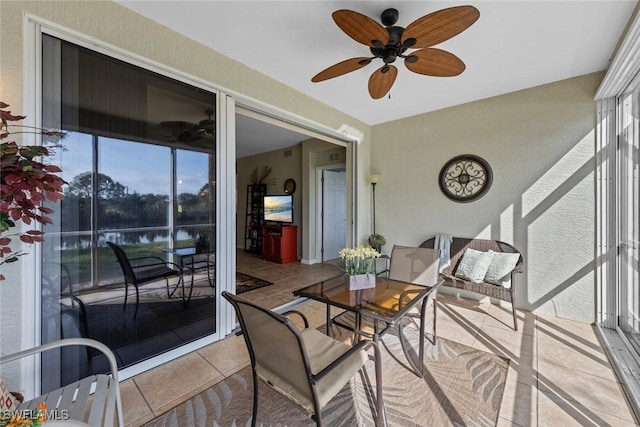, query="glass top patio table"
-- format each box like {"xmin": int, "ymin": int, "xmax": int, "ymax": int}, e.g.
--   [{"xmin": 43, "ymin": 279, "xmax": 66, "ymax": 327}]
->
[
  {"xmin": 163, "ymin": 246, "xmax": 215, "ymax": 292},
  {"xmin": 293, "ymin": 274, "xmax": 433, "ymax": 324},
  {"xmin": 293, "ymin": 274, "xmax": 440, "ymax": 378}
]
